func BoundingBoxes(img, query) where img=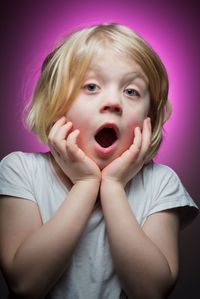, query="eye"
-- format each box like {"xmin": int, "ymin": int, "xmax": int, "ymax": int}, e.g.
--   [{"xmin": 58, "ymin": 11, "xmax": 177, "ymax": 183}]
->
[
  {"xmin": 124, "ymin": 88, "xmax": 140, "ymax": 97},
  {"xmin": 83, "ymin": 83, "xmax": 99, "ymax": 92}
]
